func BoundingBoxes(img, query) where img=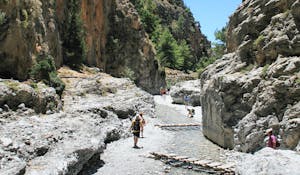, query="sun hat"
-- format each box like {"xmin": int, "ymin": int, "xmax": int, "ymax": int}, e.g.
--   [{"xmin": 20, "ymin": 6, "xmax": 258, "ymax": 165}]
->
[{"xmin": 265, "ymin": 128, "xmax": 273, "ymax": 134}]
